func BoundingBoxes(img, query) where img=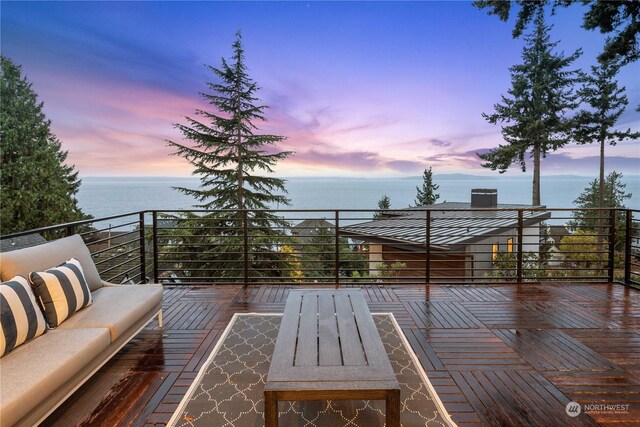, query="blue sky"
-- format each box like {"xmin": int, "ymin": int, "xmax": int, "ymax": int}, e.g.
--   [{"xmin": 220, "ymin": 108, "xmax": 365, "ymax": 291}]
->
[{"xmin": 2, "ymin": 1, "xmax": 639, "ymax": 177}]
